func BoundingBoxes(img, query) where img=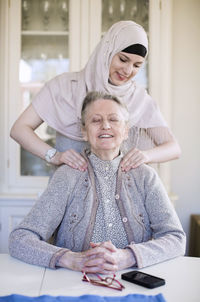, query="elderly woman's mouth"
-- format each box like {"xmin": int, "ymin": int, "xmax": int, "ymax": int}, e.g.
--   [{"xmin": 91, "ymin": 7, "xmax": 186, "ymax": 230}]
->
[{"xmin": 98, "ymin": 134, "xmax": 114, "ymax": 138}]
